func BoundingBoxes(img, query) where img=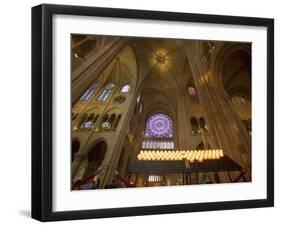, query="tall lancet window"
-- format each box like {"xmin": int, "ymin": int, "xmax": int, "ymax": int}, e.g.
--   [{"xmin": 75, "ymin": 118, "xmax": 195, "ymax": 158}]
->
[
  {"xmin": 98, "ymin": 83, "xmax": 115, "ymax": 102},
  {"xmin": 190, "ymin": 117, "xmax": 200, "ymax": 135},
  {"xmin": 80, "ymin": 83, "xmax": 98, "ymax": 101},
  {"xmin": 188, "ymin": 86, "xmax": 197, "ymax": 96},
  {"xmin": 142, "ymin": 113, "xmax": 174, "ymax": 149},
  {"xmin": 188, "ymin": 86, "xmax": 199, "ymax": 103}
]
